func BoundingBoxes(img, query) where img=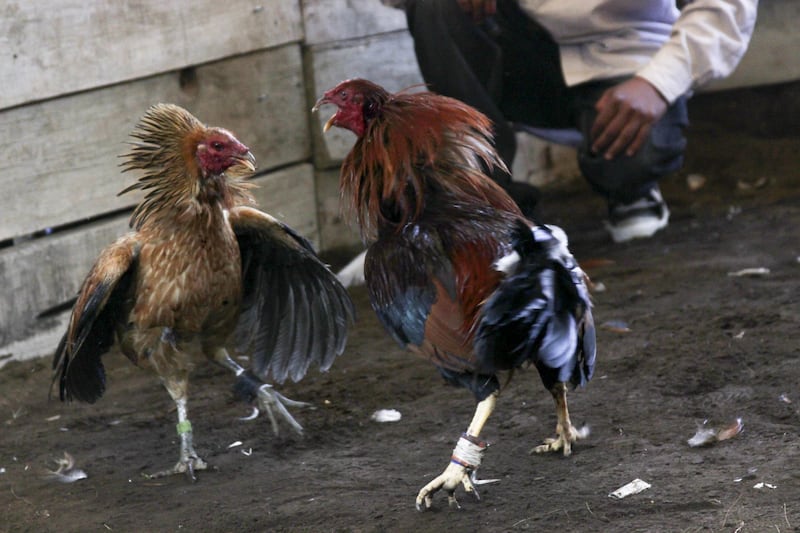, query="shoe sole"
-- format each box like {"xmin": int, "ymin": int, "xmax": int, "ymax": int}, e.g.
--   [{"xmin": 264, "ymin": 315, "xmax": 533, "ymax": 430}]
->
[{"xmin": 605, "ymin": 206, "xmax": 670, "ymax": 243}]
